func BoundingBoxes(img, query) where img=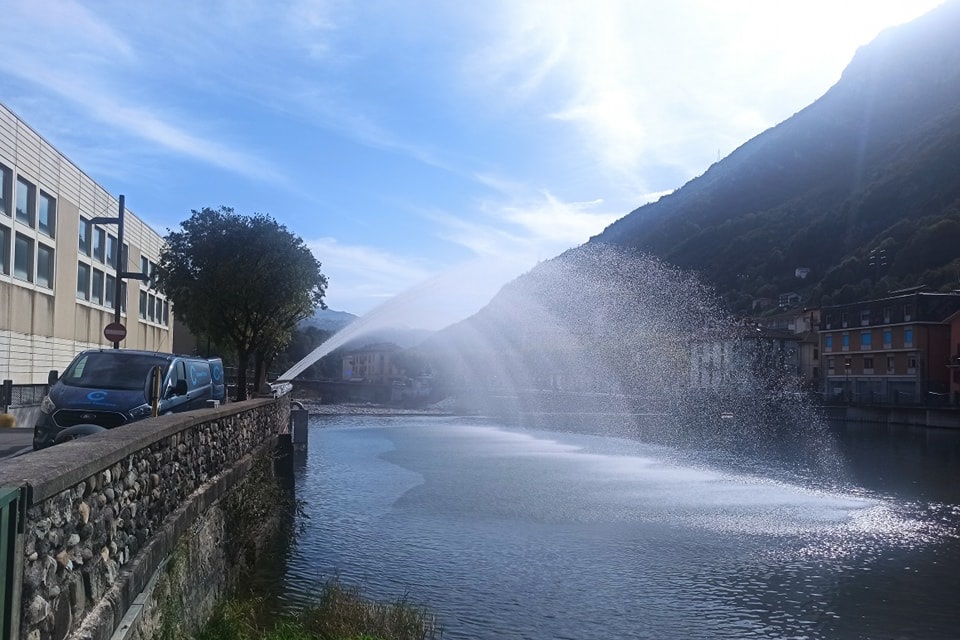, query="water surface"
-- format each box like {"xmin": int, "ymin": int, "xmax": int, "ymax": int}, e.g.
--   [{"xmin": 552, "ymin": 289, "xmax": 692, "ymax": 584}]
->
[{"xmin": 276, "ymin": 415, "xmax": 960, "ymax": 639}]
